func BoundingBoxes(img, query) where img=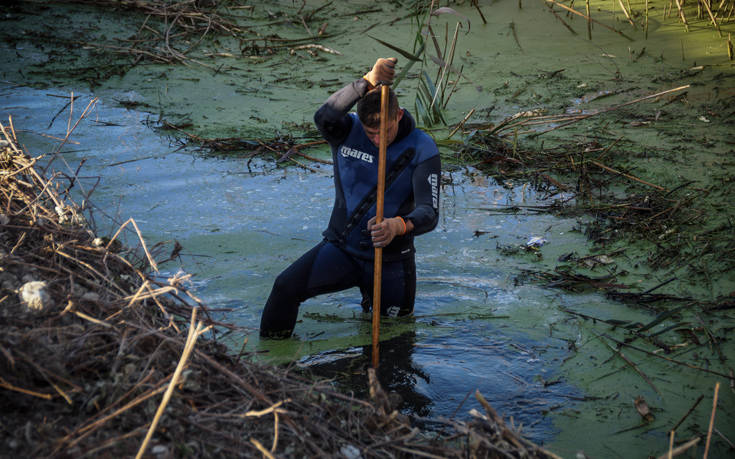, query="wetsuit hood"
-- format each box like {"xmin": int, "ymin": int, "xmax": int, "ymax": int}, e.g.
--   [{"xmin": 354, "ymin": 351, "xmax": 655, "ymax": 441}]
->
[{"xmin": 393, "ymin": 109, "xmax": 416, "ymax": 145}]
